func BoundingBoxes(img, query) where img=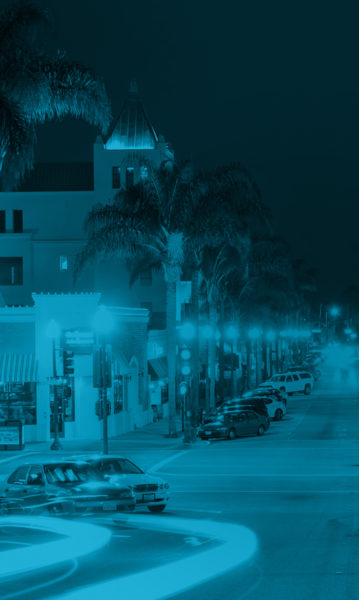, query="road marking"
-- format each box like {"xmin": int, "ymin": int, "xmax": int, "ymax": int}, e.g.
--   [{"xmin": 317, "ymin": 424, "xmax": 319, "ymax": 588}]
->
[
  {"xmin": 173, "ymin": 489, "xmax": 359, "ymax": 494},
  {"xmin": 149, "ymin": 450, "xmax": 189, "ymax": 473},
  {"xmin": 0, "ymin": 517, "xmax": 111, "ymax": 579},
  {"xmin": 155, "ymin": 472, "xmax": 359, "ymax": 477},
  {"xmin": 51, "ymin": 514, "xmax": 258, "ymax": 600},
  {"xmin": 172, "ymin": 508, "xmax": 223, "ymax": 515}
]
